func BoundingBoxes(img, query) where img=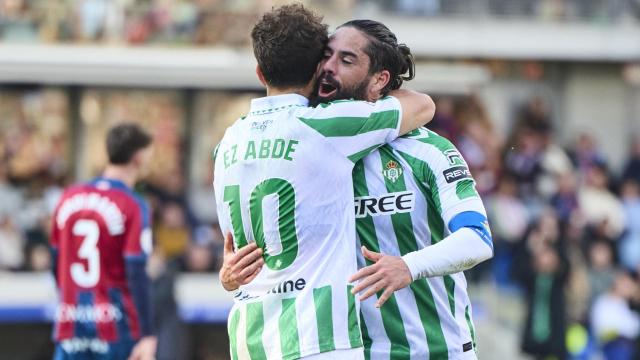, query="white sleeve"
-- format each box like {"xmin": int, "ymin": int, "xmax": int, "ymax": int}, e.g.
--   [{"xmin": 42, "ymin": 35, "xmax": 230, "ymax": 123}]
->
[{"xmin": 401, "ymin": 227, "xmax": 493, "ymax": 279}]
